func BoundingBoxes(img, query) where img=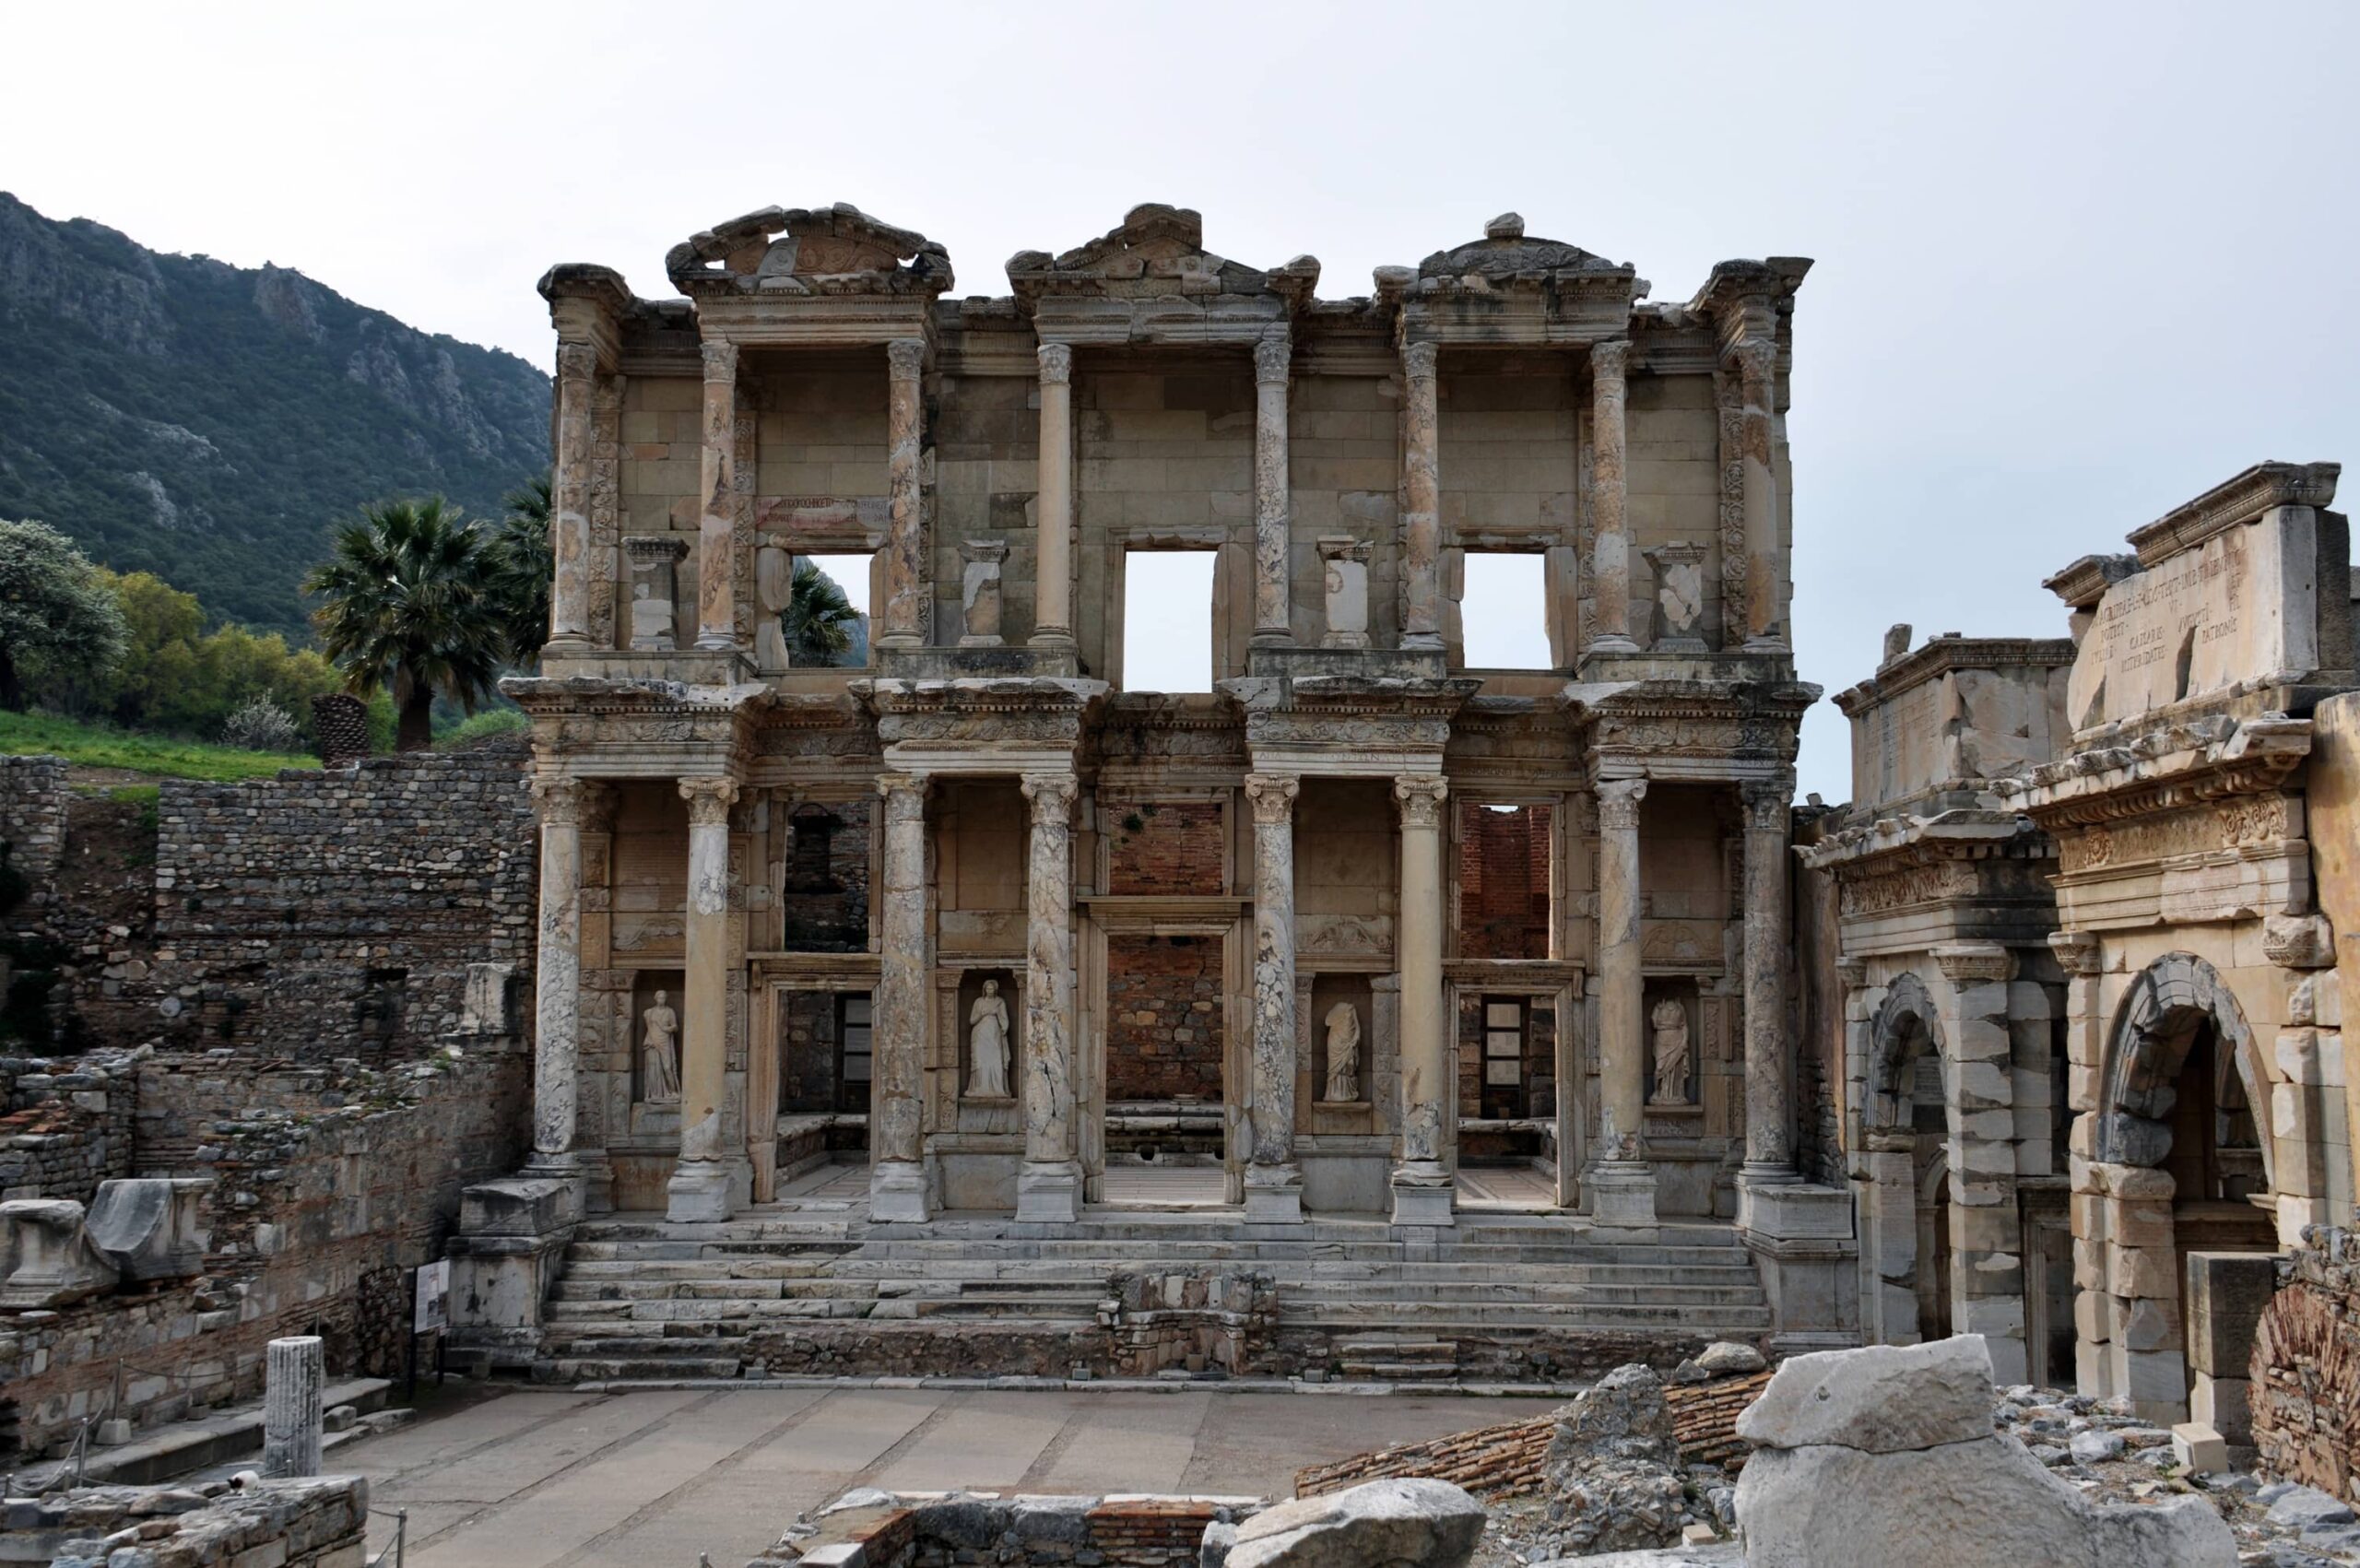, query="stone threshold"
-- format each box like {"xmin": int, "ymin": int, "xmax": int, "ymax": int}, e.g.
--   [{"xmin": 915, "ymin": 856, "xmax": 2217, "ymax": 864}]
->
[
  {"xmin": 11, "ymin": 1376, "xmax": 392, "ymax": 1490},
  {"xmin": 568, "ymin": 1373, "xmax": 1589, "ymax": 1398}
]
